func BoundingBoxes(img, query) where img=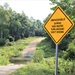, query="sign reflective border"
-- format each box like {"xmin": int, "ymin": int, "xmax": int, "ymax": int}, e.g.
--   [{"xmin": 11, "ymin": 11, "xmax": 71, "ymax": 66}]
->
[{"xmin": 44, "ymin": 6, "xmax": 74, "ymax": 44}]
